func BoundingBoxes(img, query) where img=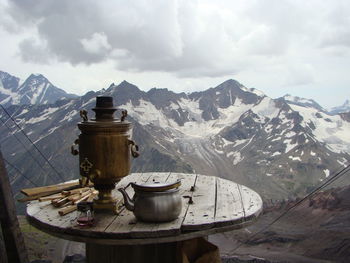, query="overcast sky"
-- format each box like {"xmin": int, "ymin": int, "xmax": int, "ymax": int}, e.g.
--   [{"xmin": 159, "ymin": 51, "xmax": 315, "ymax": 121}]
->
[{"xmin": 1, "ymin": 0, "xmax": 349, "ymax": 109}]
